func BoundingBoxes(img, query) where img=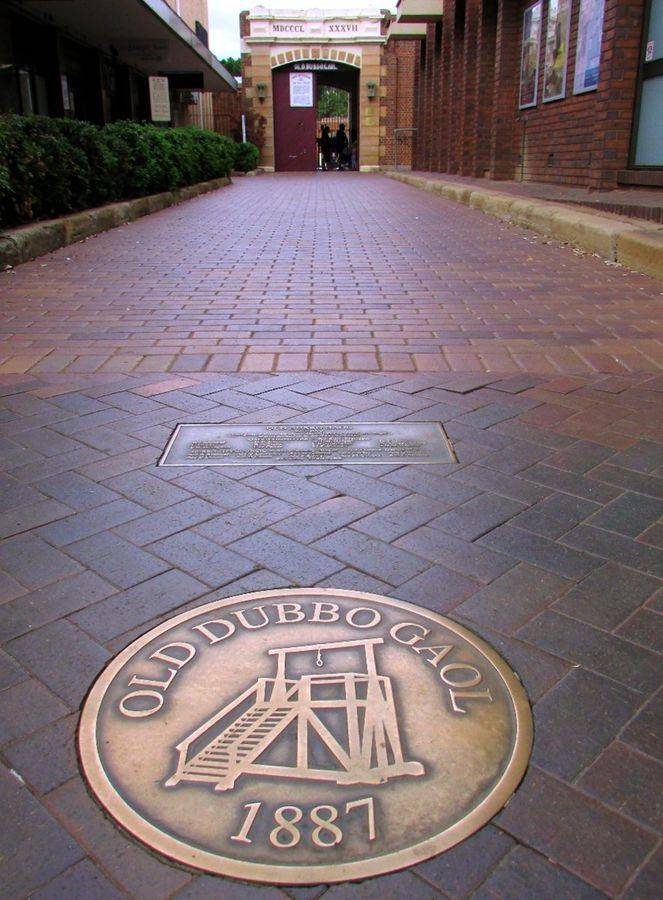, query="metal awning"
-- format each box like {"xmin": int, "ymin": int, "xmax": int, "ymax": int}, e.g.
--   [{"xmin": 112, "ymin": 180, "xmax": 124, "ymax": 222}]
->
[
  {"xmin": 396, "ymin": 1, "xmax": 444, "ymax": 23},
  {"xmin": 11, "ymin": 0, "xmax": 237, "ymax": 91}
]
